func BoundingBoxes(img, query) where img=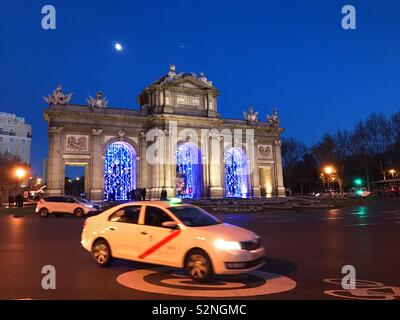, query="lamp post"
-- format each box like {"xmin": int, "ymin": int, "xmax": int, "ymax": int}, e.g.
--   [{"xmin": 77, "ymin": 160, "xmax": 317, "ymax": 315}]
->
[
  {"xmin": 389, "ymin": 169, "xmax": 396, "ymax": 179},
  {"xmin": 15, "ymin": 168, "xmax": 26, "ymax": 188},
  {"xmin": 323, "ymin": 165, "xmax": 334, "ymax": 192}
]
